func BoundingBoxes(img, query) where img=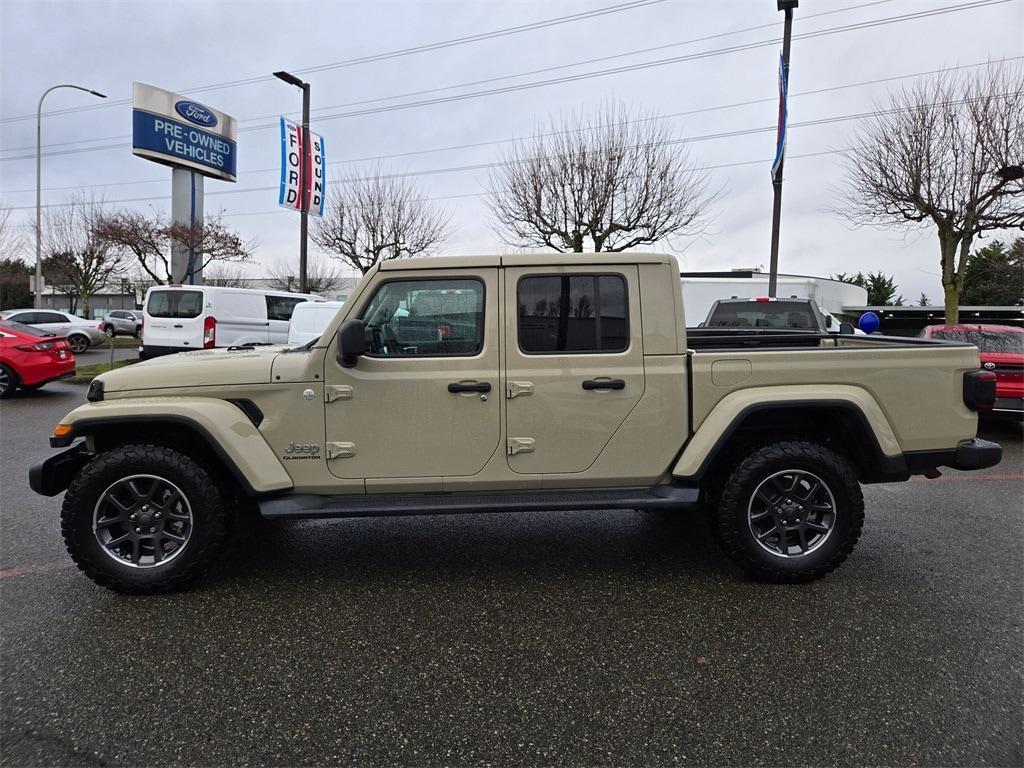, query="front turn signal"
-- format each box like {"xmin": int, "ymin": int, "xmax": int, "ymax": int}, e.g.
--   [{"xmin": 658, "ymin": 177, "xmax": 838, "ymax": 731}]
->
[{"xmin": 53, "ymin": 423, "xmax": 73, "ymax": 438}]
